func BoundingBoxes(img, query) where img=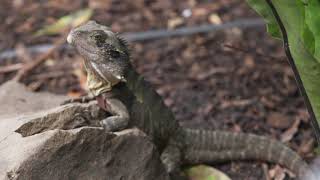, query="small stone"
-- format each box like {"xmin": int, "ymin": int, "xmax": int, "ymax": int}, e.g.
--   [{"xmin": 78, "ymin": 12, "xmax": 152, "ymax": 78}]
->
[
  {"xmin": 208, "ymin": 13, "xmax": 222, "ymax": 24},
  {"xmin": 244, "ymin": 55, "xmax": 255, "ymax": 68},
  {"xmin": 193, "ymin": 7, "xmax": 209, "ymax": 17},
  {"xmin": 182, "ymin": 9, "xmax": 192, "ymax": 18},
  {"xmin": 168, "ymin": 17, "xmax": 184, "ymax": 29}
]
